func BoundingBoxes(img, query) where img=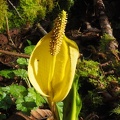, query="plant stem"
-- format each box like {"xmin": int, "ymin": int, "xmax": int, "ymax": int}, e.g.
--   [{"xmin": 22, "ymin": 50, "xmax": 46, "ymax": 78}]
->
[{"xmin": 48, "ymin": 98, "xmax": 60, "ymax": 120}]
